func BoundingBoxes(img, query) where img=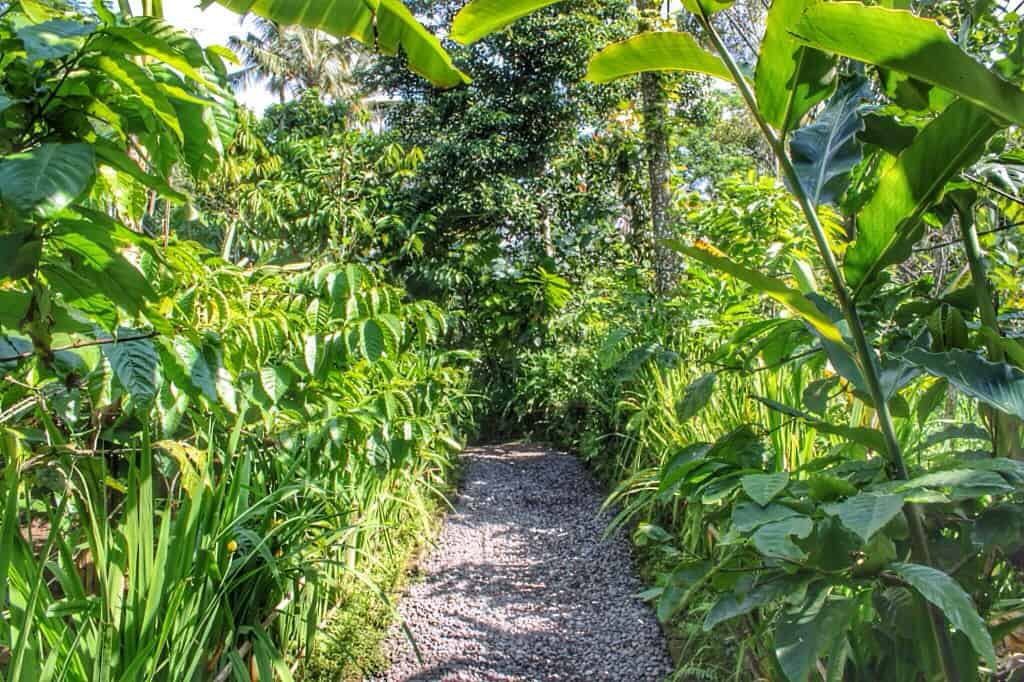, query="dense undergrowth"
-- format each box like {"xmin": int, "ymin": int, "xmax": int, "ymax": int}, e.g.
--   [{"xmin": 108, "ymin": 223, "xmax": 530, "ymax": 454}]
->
[{"xmin": 3, "ymin": 0, "xmax": 1024, "ymax": 680}]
